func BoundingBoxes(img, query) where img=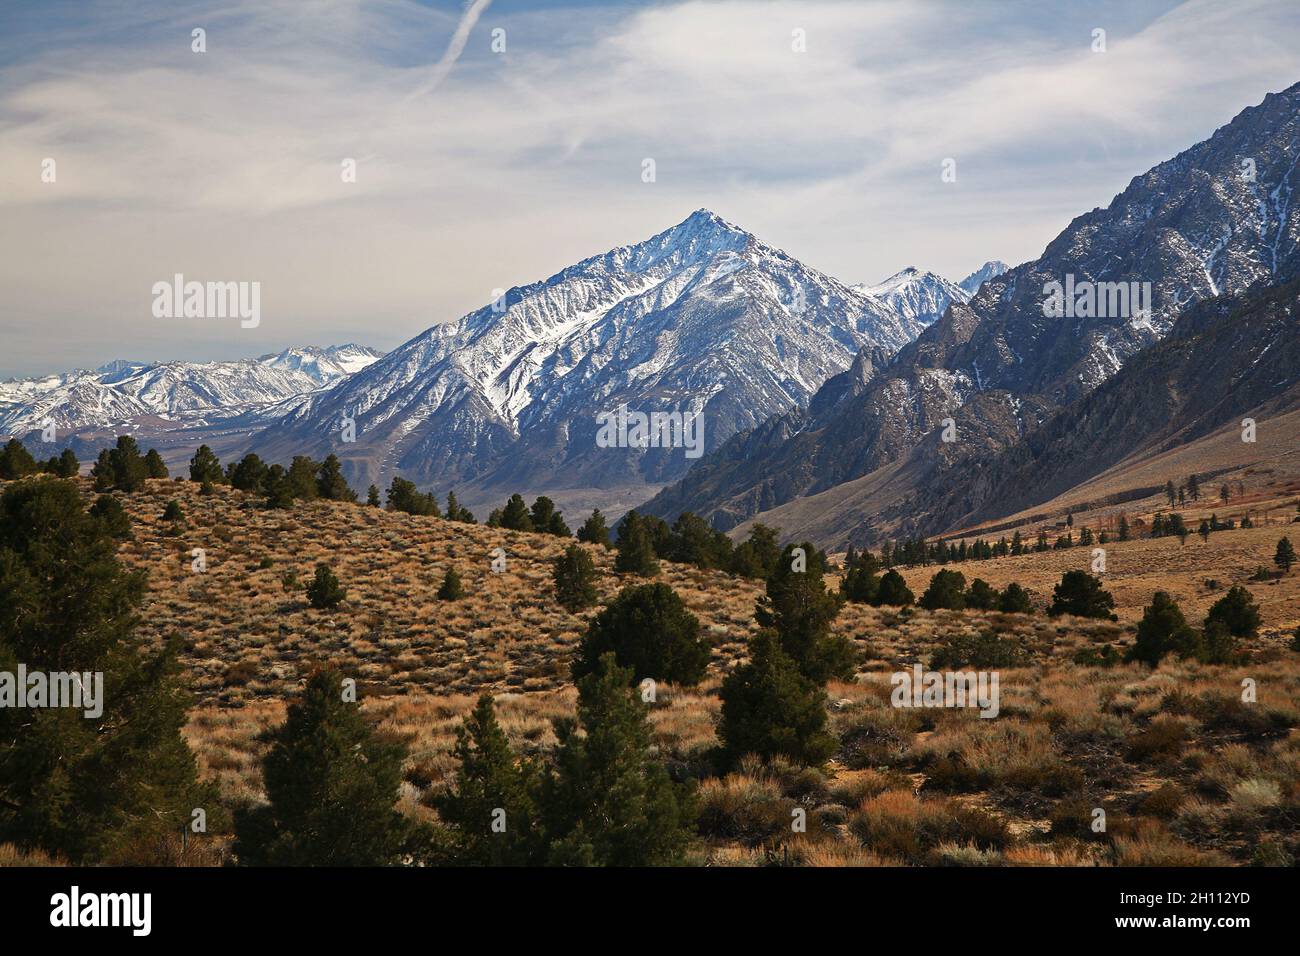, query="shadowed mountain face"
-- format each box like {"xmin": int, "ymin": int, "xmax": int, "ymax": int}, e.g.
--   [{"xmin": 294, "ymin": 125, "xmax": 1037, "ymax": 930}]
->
[
  {"xmin": 642, "ymin": 82, "xmax": 1300, "ymax": 539},
  {"xmin": 754, "ymin": 276, "xmax": 1300, "ymax": 551},
  {"xmin": 247, "ymin": 210, "xmax": 928, "ymax": 506}
]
